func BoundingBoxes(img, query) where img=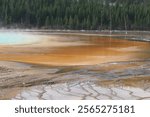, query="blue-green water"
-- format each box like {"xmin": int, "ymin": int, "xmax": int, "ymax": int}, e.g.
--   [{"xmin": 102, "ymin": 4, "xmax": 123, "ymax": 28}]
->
[{"xmin": 0, "ymin": 32, "xmax": 38, "ymax": 45}]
